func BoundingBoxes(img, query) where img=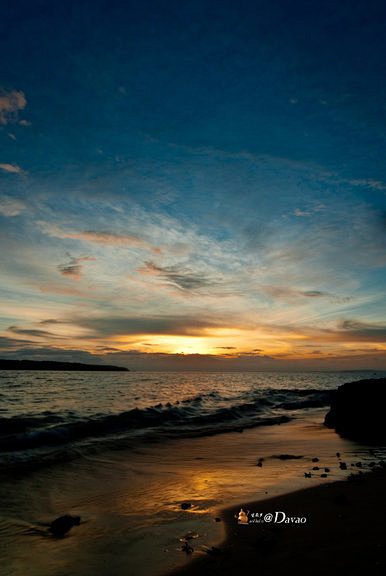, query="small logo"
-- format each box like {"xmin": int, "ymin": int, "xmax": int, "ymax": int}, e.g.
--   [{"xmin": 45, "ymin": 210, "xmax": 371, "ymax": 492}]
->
[{"xmin": 236, "ymin": 508, "xmax": 249, "ymax": 524}]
